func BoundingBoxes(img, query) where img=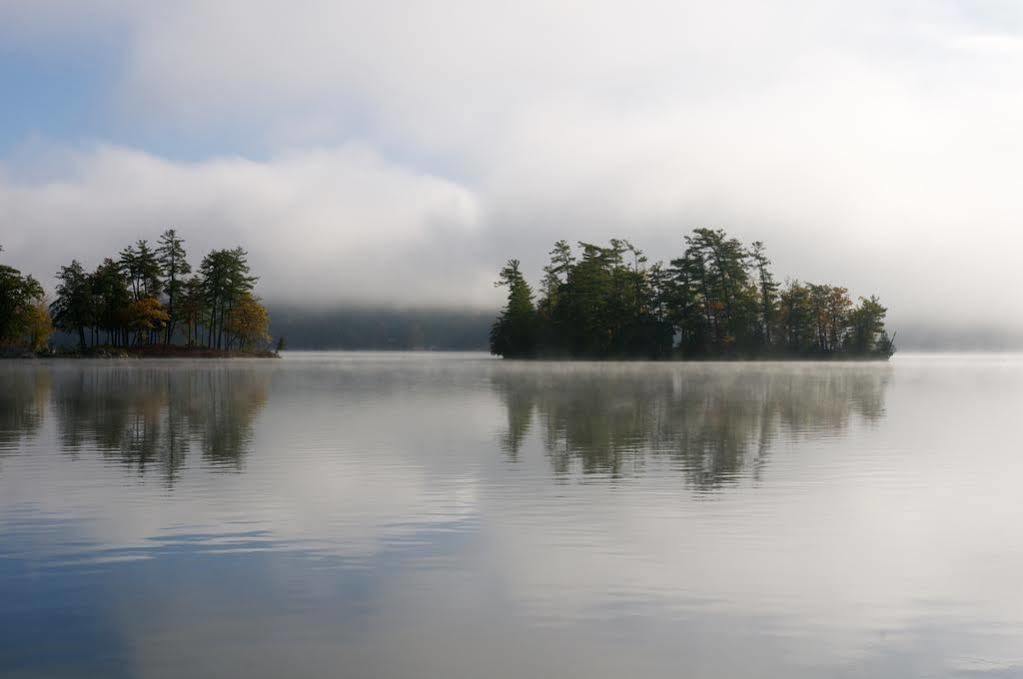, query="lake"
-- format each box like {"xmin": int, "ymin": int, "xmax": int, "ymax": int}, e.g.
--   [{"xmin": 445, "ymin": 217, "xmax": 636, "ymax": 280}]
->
[{"xmin": 1, "ymin": 353, "xmax": 1021, "ymax": 678}]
